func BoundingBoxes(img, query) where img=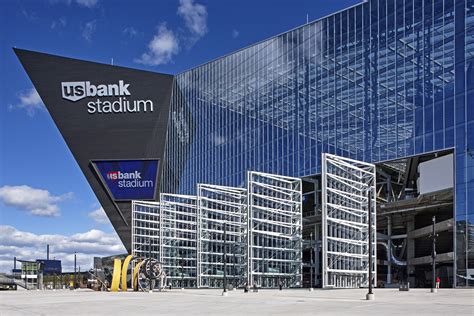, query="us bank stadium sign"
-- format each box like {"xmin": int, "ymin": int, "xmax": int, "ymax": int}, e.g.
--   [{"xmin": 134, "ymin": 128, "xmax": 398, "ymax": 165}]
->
[
  {"xmin": 92, "ymin": 159, "xmax": 159, "ymax": 201},
  {"xmin": 61, "ymin": 80, "xmax": 154, "ymax": 114}
]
